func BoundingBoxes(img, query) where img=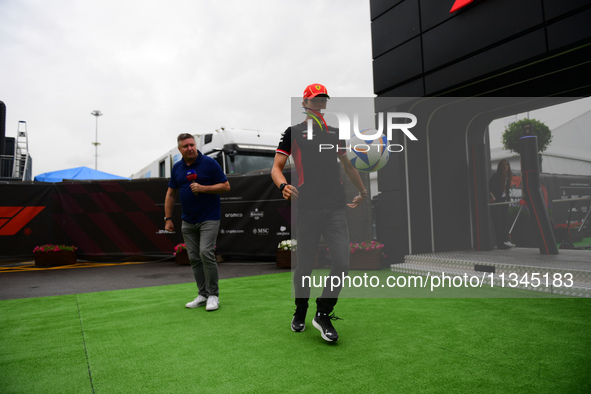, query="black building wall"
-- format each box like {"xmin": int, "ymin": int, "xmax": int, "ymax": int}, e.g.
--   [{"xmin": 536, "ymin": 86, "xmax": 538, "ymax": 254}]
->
[
  {"xmin": 371, "ymin": 0, "xmax": 591, "ymax": 261},
  {"xmin": 372, "ymin": 0, "xmax": 591, "ymax": 97},
  {"xmin": 1, "ymin": 138, "xmax": 15, "ymax": 179},
  {"xmin": 0, "ymin": 101, "xmax": 5, "ymax": 158}
]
